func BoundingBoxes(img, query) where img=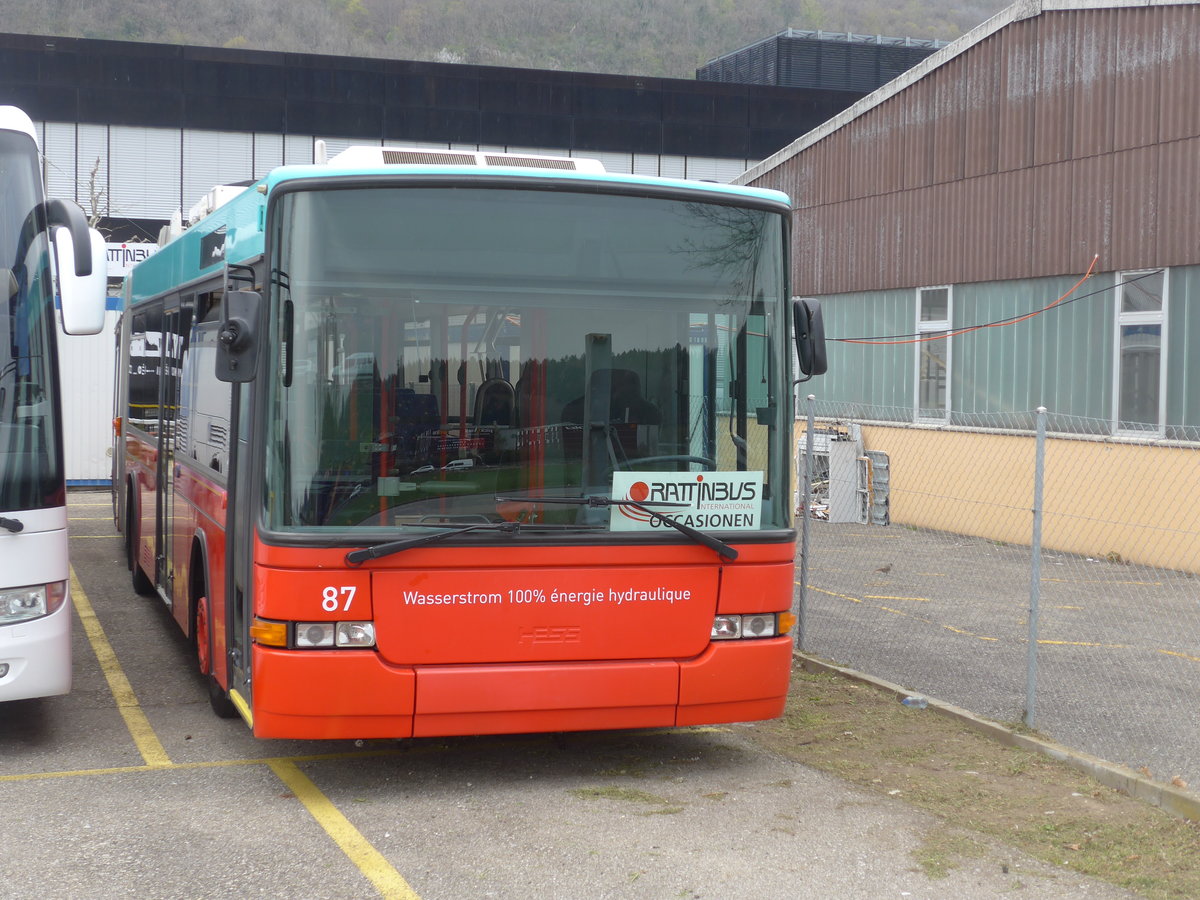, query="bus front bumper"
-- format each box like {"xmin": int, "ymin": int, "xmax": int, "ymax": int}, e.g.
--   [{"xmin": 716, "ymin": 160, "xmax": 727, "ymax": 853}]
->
[
  {"xmin": 0, "ymin": 601, "xmax": 72, "ymax": 702},
  {"xmin": 248, "ymin": 637, "xmax": 793, "ymax": 740}
]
